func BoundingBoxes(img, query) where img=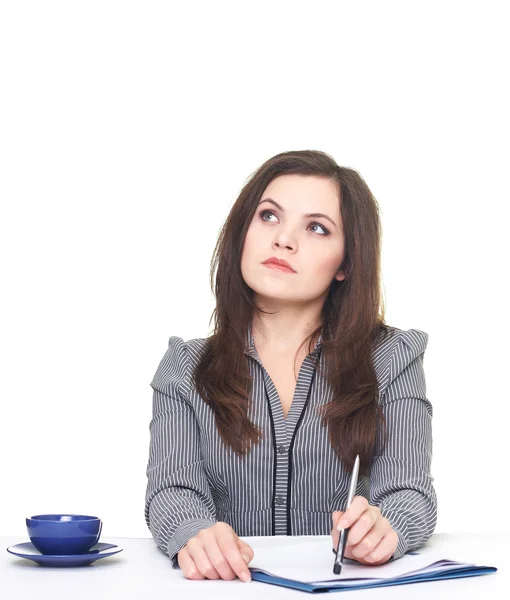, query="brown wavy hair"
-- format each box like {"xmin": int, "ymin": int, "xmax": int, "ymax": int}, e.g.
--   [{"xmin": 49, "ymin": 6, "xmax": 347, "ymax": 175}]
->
[{"xmin": 194, "ymin": 149, "xmax": 392, "ymax": 477}]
